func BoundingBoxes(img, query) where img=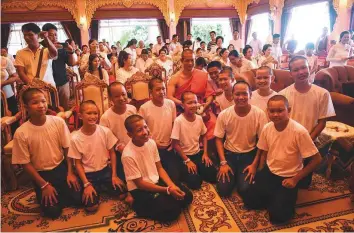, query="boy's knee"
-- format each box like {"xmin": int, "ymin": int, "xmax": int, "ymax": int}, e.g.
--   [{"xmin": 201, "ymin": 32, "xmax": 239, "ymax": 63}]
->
[
  {"xmin": 200, "ymin": 166, "xmax": 217, "ymax": 183},
  {"xmin": 216, "ymin": 181, "xmax": 234, "ymax": 197},
  {"xmin": 185, "ymin": 174, "xmax": 202, "ymax": 190},
  {"xmin": 85, "ymin": 204, "xmax": 99, "ymax": 213},
  {"xmin": 84, "ymin": 194, "xmax": 100, "ymax": 211},
  {"xmin": 179, "ymin": 185, "xmax": 193, "ymax": 207},
  {"xmin": 268, "ymin": 202, "xmax": 295, "ymax": 224},
  {"xmin": 42, "ymin": 204, "xmax": 63, "ymax": 219}
]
